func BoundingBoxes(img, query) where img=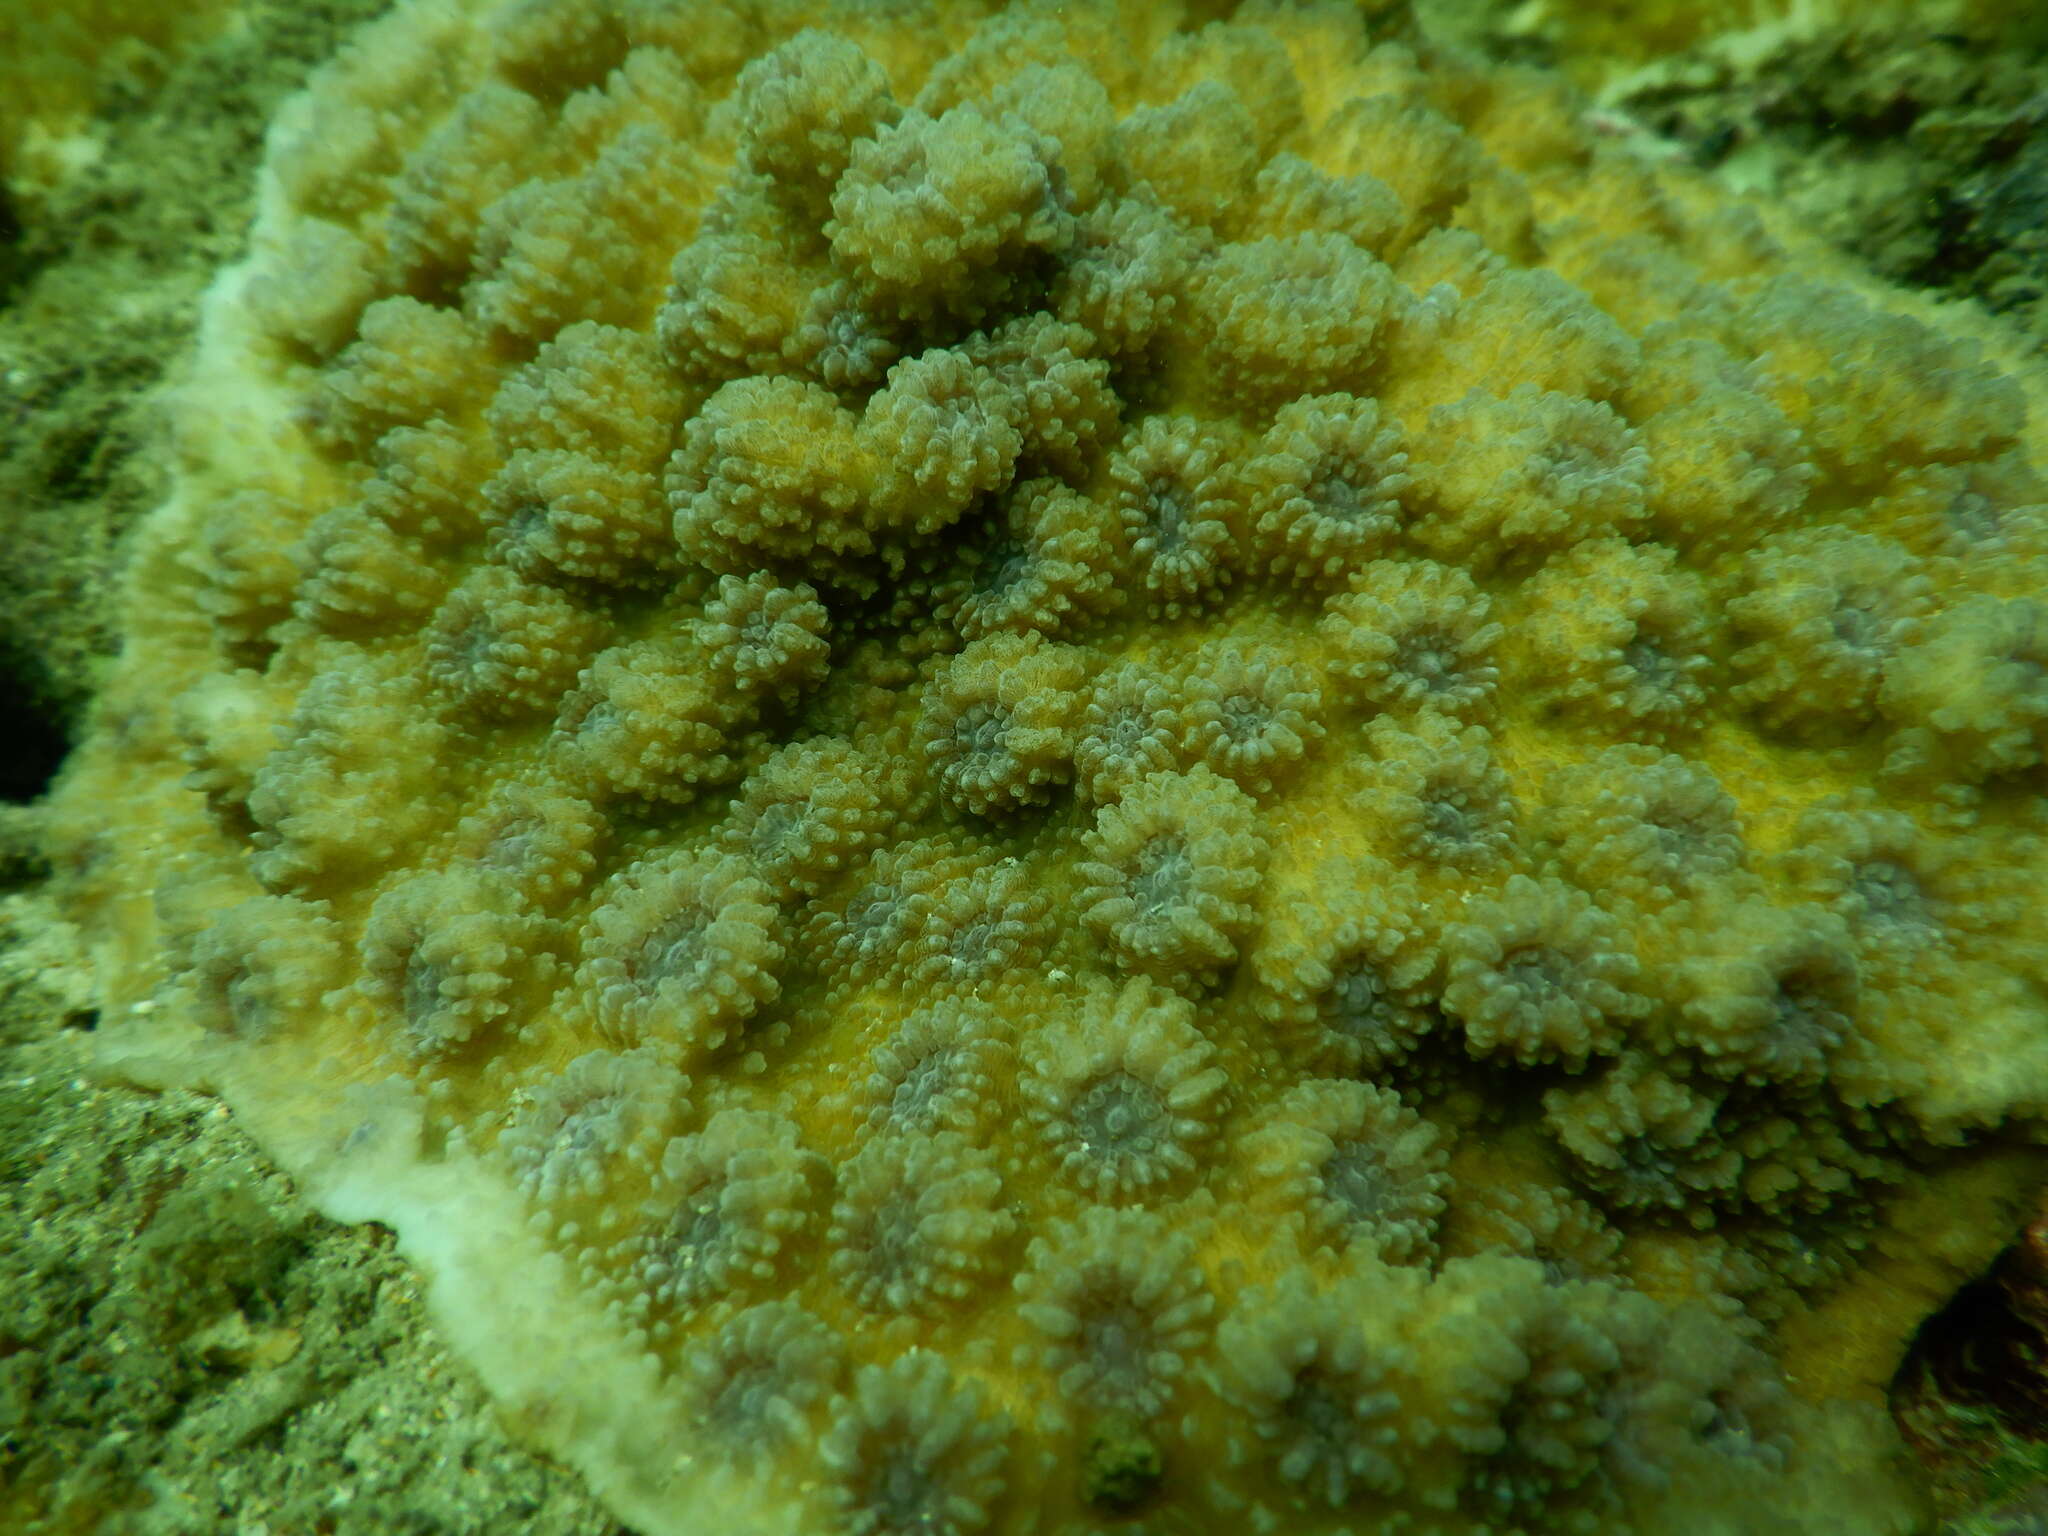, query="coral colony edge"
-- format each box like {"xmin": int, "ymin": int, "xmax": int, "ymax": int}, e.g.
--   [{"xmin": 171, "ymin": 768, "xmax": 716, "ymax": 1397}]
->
[{"xmin": 45, "ymin": 0, "xmax": 2048, "ymax": 1532}]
